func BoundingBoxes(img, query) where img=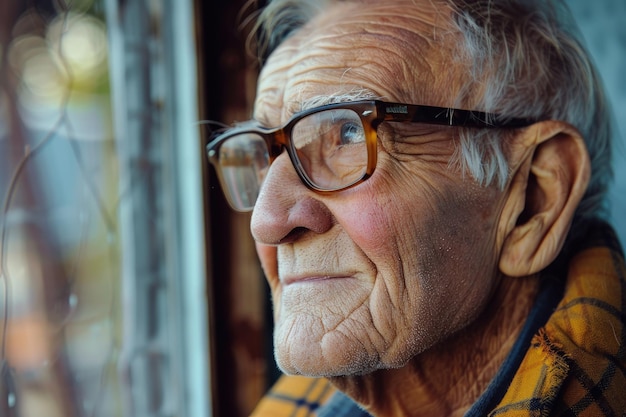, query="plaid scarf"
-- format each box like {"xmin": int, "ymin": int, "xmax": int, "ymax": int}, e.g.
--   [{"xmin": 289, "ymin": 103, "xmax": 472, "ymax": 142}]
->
[{"xmin": 250, "ymin": 222, "xmax": 626, "ymax": 416}]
